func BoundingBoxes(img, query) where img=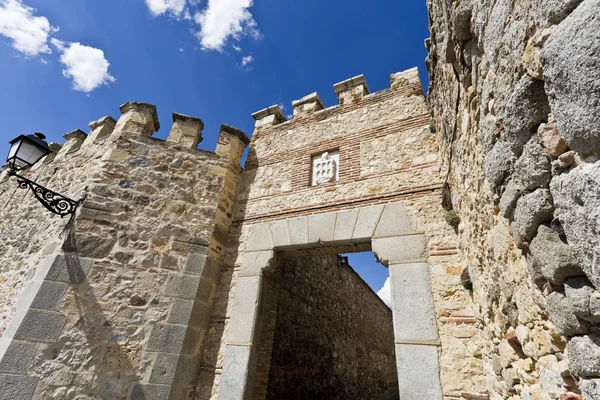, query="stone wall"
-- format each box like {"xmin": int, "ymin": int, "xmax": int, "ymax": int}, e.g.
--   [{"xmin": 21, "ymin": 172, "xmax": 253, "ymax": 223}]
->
[
  {"xmin": 196, "ymin": 69, "xmax": 487, "ymax": 399},
  {"xmin": 257, "ymin": 254, "xmax": 398, "ymax": 400},
  {"xmin": 0, "ymin": 104, "xmax": 249, "ymax": 399},
  {"xmin": 427, "ymin": 0, "xmax": 600, "ymax": 398}
]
